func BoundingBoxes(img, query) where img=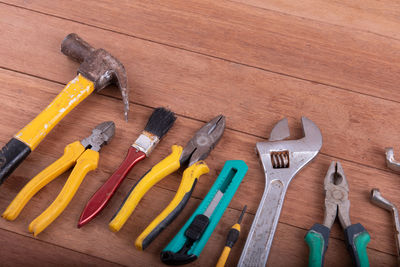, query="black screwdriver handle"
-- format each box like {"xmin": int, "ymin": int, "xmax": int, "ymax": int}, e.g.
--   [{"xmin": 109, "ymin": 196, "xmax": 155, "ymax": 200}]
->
[{"xmin": 0, "ymin": 138, "xmax": 31, "ymax": 184}]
